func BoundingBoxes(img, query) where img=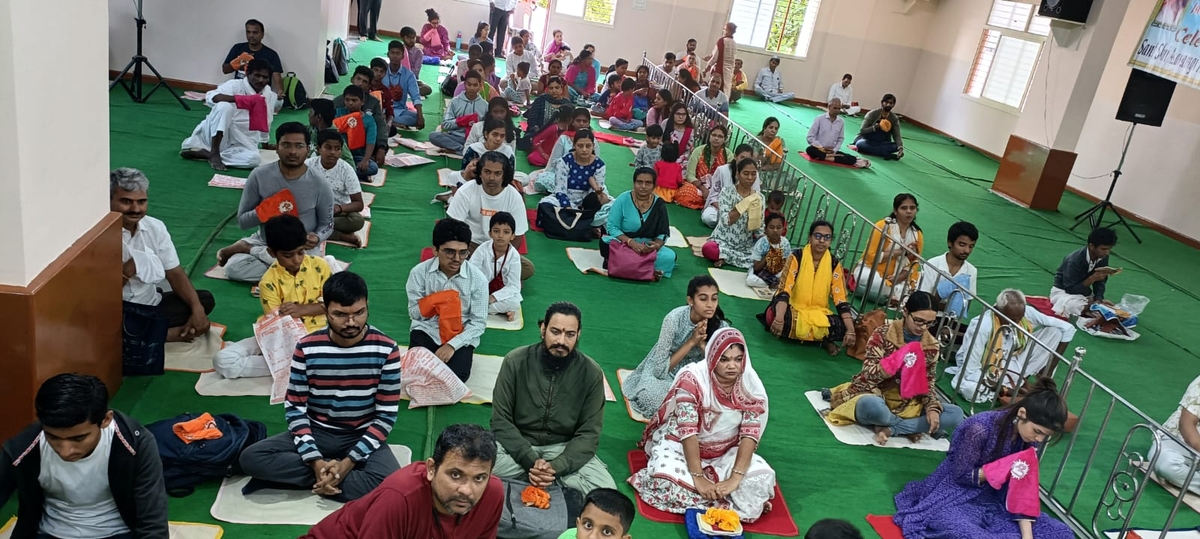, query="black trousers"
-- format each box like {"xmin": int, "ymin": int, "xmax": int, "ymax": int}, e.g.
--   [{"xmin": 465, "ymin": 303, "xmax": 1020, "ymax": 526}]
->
[
  {"xmin": 357, "ymin": 0, "xmax": 382, "ymax": 38},
  {"xmin": 489, "ymin": 6, "xmax": 513, "ymax": 55},
  {"xmin": 806, "ymin": 145, "xmax": 857, "ymax": 166},
  {"xmin": 159, "ymin": 290, "xmax": 215, "ymax": 327},
  {"xmin": 410, "ymin": 330, "xmax": 475, "ymax": 382}
]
